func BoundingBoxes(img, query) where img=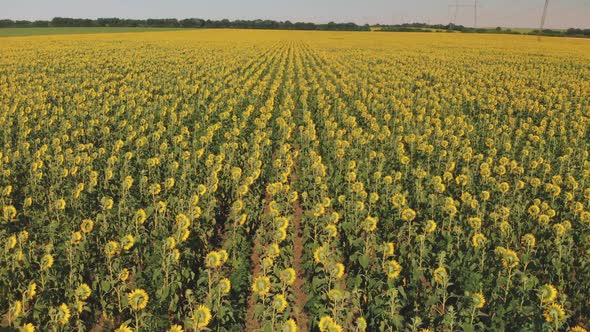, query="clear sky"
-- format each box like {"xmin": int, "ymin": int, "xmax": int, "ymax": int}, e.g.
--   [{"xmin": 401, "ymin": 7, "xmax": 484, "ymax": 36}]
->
[{"xmin": 1, "ymin": 0, "xmax": 589, "ymax": 29}]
